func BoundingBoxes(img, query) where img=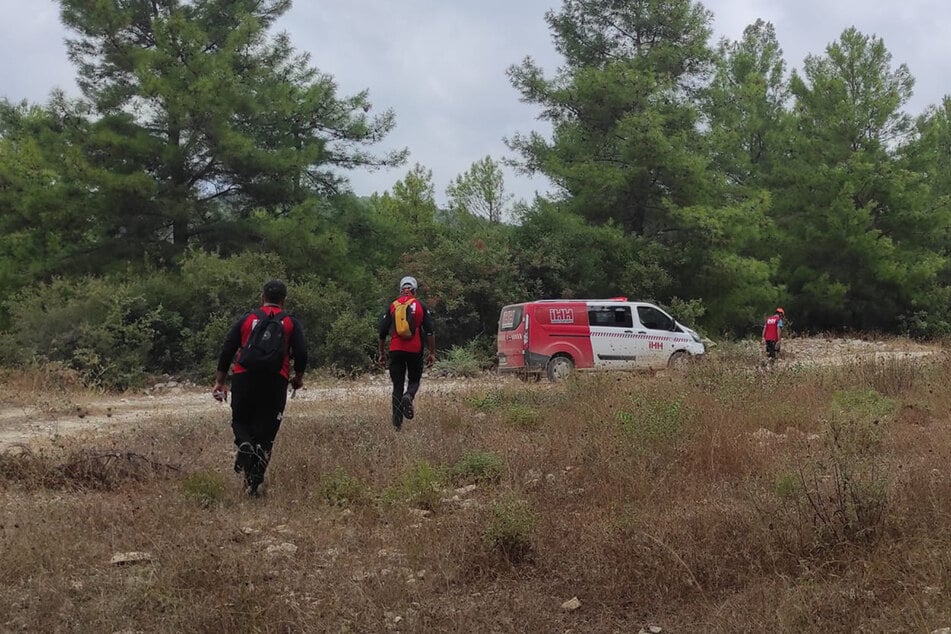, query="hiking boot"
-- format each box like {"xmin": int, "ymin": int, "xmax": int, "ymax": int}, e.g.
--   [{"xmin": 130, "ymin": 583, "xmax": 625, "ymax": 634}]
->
[
  {"xmin": 401, "ymin": 393, "xmax": 415, "ymax": 420},
  {"xmin": 244, "ymin": 467, "xmax": 265, "ymax": 496},
  {"xmin": 234, "ymin": 442, "xmax": 254, "ymax": 474}
]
